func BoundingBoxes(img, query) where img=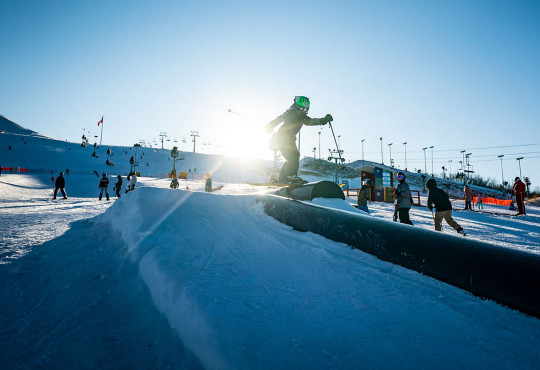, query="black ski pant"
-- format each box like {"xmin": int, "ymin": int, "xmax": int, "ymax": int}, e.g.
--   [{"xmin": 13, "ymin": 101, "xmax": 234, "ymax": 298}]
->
[
  {"xmin": 53, "ymin": 187, "xmax": 67, "ymax": 199},
  {"xmin": 115, "ymin": 187, "xmax": 121, "ymax": 198},
  {"xmin": 398, "ymin": 208, "xmax": 413, "ymax": 225},
  {"xmin": 516, "ymin": 193, "xmax": 526, "ymax": 215},
  {"xmin": 278, "ymin": 139, "xmax": 299, "ymax": 183},
  {"xmin": 464, "ymin": 201, "xmax": 472, "ymax": 210}
]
